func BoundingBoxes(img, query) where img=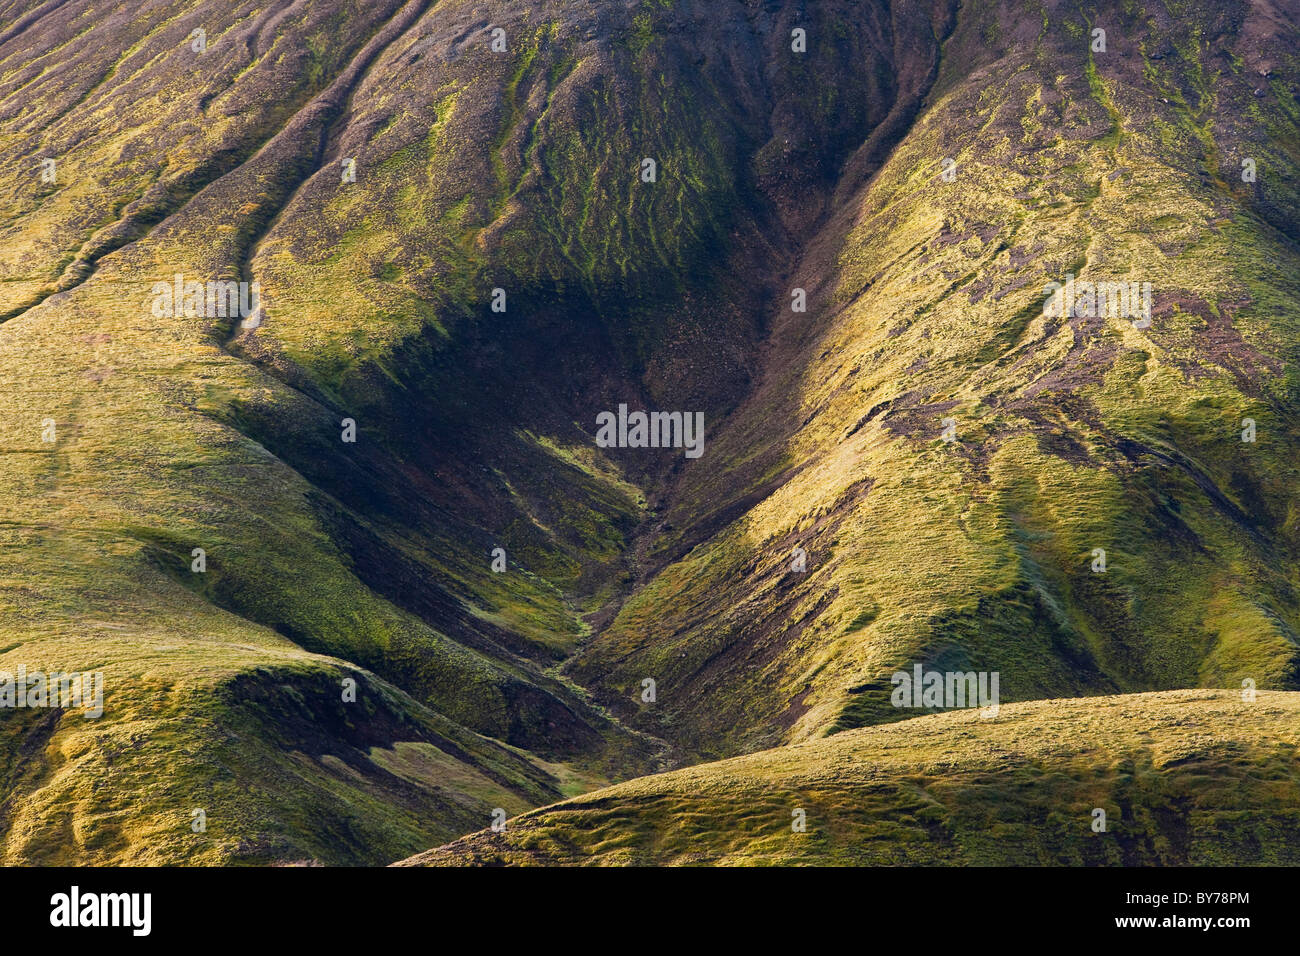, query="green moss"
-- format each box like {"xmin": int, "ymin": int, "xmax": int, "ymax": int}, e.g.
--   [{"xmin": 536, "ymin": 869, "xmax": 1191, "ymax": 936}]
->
[{"xmin": 407, "ymin": 693, "xmax": 1300, "ymax": 866}]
